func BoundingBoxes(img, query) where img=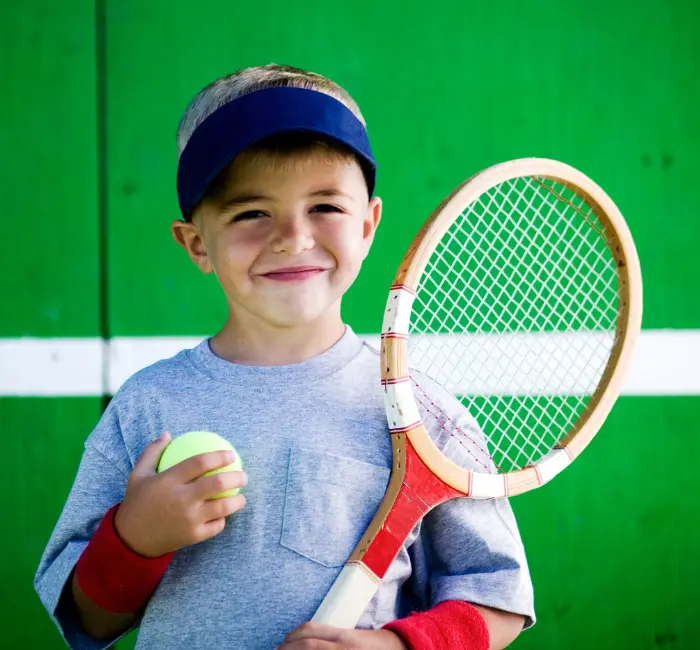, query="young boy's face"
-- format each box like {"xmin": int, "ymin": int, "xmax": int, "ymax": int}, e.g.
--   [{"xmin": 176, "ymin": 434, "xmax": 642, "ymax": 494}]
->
[{"xmin": 173, "ymin": 147, "xmax": 381, "ymax": 330}]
